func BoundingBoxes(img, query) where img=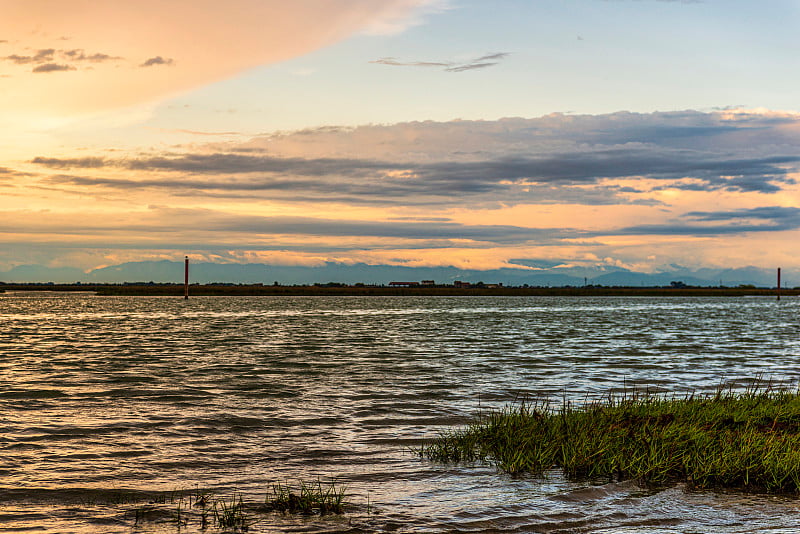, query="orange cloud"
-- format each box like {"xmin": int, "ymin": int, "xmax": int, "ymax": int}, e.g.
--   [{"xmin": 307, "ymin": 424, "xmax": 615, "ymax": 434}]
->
[{"xmin": 0, "ymin": 0, "xmax": 437, "ymax": 121}]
